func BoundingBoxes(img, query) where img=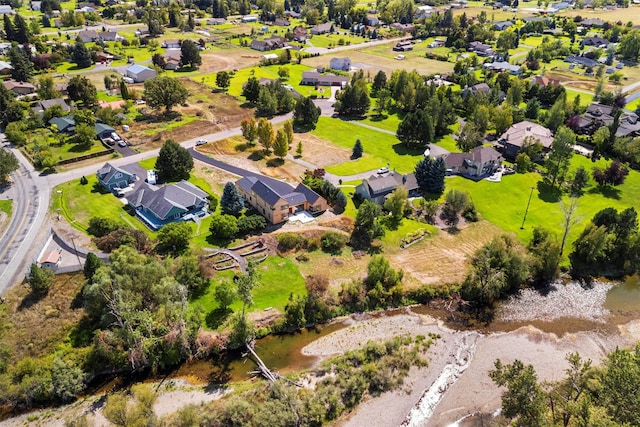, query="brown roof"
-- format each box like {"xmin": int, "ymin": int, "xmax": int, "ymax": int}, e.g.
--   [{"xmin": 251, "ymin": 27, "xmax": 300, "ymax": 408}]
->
[
  {"xmin": 3, "ymin": 80, "xmax": 36, "ymax": 90},
  {"xmin": 500, "ymin": 121, "xmax": 553, "ymax": 149},
  {"xmin": 40, "ymin": 251, "xmax": 61, "ymax": 264}
]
